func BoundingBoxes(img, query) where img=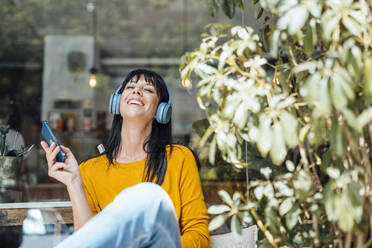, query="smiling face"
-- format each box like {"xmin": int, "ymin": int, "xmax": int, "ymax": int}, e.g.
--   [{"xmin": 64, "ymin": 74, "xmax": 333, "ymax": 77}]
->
[{"xmin": 120, "ymin": 74, "xmax": 159, "ymax": 124}]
